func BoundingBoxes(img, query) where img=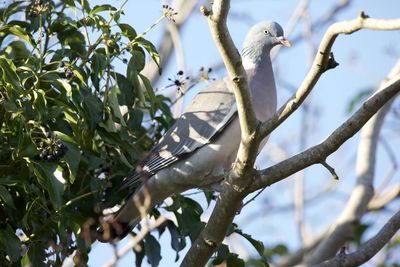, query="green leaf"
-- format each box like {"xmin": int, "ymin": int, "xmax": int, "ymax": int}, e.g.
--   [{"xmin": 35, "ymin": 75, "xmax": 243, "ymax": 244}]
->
[
  {"xmin": 0, "ymin": 225, "xmax": 21, "ymax": 262},
  {"xmin": 137, "ymin": 37, "xmax": 161, "ymax": 74},
  {"xmin": 126, "ymin": 62, "xmax": 142, "ymax": 104},
  {"xmin": 0, "ymin": 25, "xmax": 35, "ymax": 46},
  {"xmin": 90, "ymin": 4, "xmax": 117, "ymax": 15},
  {"xmin": 33, "ymin": 89, "xmax": 47, "ymax": 119},
  {"xmin": 135, "ymin": 241, "xmax": 146, "ymax": 267},
  {"xmin": 213, "ymin": 244, "xmax": 230, "ymax": 265},
  {"xmin": 166, "ymin": 221, "xmax": 186, "ymax": 261},
  {"xmin": 61, "ymin": 0, "xmax": 76, "ymax": 11},
  {"xmin": 0, "ymin": 56, "xmax": 23, "ymax": 91},
  {"xmin": 91, "ymin": 52, "xmax": 107, "ymax": 90},
  {"xmin": 127, "ymin": 108, "xmax": 144, "ymax": 130},
  {"xmin": 139, "ymin": 73, "xmax": 156, "ymax": 104},
  {"xmin": 57, "ymin": 29, "xmax": 86, "ymax": 56},
  {"xmin": 128, "ymin": 47, "xmax": 146, "ymax": 72},
  {"xmin": 226, "ymin": 253, "xmax": 245, "ymax": 267},
  {"xmin": 144, "ymin": 234, "xmax": 161, "ymax": 267},
  {"xmin": 81, "ymin": 90, "xmax": 102, "ymax": 132},
  {"xmin": 118, "ymin": 23, "xmax": 137, "ymax": 41},
  {"xmin": 54, "ymin": 78, "xmax": 73, "ymax": 95},
  {"xmin": 30, "ymin": 162, "xmax": 64, "ymax": 210},
  {"xmin": 0, "ymin": 185, "xmax": 16, "ymax": 209},
  {"xmin": 0, "ymin": 1, "xmax": 23, "ymax": 22},
  {"xmin": 25, "ymin": 243, "xmax": 46, "ymax": 267},
  {"xmin": 60, "ymin": 141, "xmax": 81, "ymax": 184},
  {"xmin": 354, "ymin": 223, "xmax": 370, "ymax": 246},
  {"xmin": 114, "ymin": 72, "xmax": 134, "ymax": 106},
  {"xmin": 235, "ymin": 229, "xmax": 266, "ymax": 261},
  {"xmin": 4, "ymin": 40, "xmax": 30, "ymax": 60},
  {"xmin": 108, "ymin": 86, "xmax": 127, "ymax": 126}
]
